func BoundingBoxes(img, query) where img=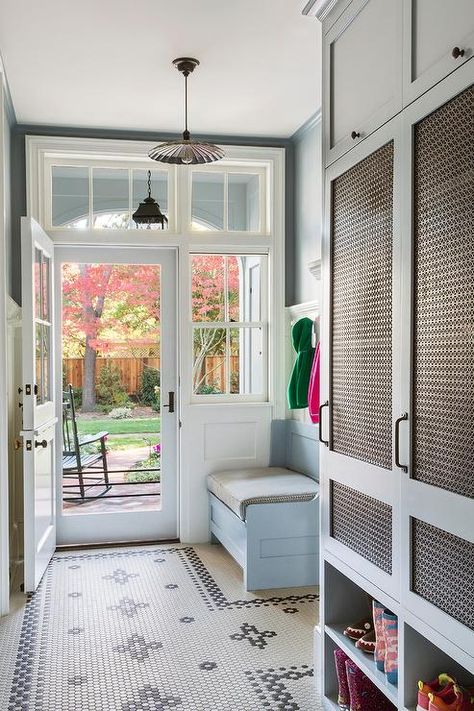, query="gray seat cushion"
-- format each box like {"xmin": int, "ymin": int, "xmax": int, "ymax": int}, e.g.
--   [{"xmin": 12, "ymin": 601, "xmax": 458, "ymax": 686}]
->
[{"xmin": 207, "ymin": 467, "xmax": 319, "ymax": 521}]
